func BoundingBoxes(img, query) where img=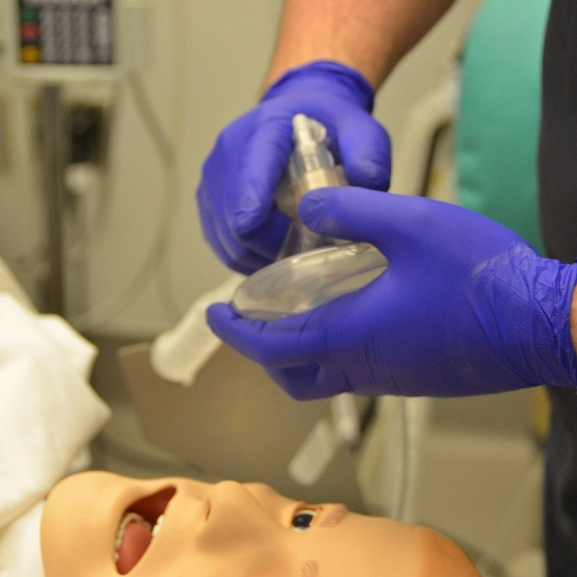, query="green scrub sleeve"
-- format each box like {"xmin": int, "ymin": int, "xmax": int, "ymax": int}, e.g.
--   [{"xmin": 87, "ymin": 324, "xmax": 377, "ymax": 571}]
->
[{"xmin": 455, "ymin": 0, "xmax": 550, "ymax": 255}]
